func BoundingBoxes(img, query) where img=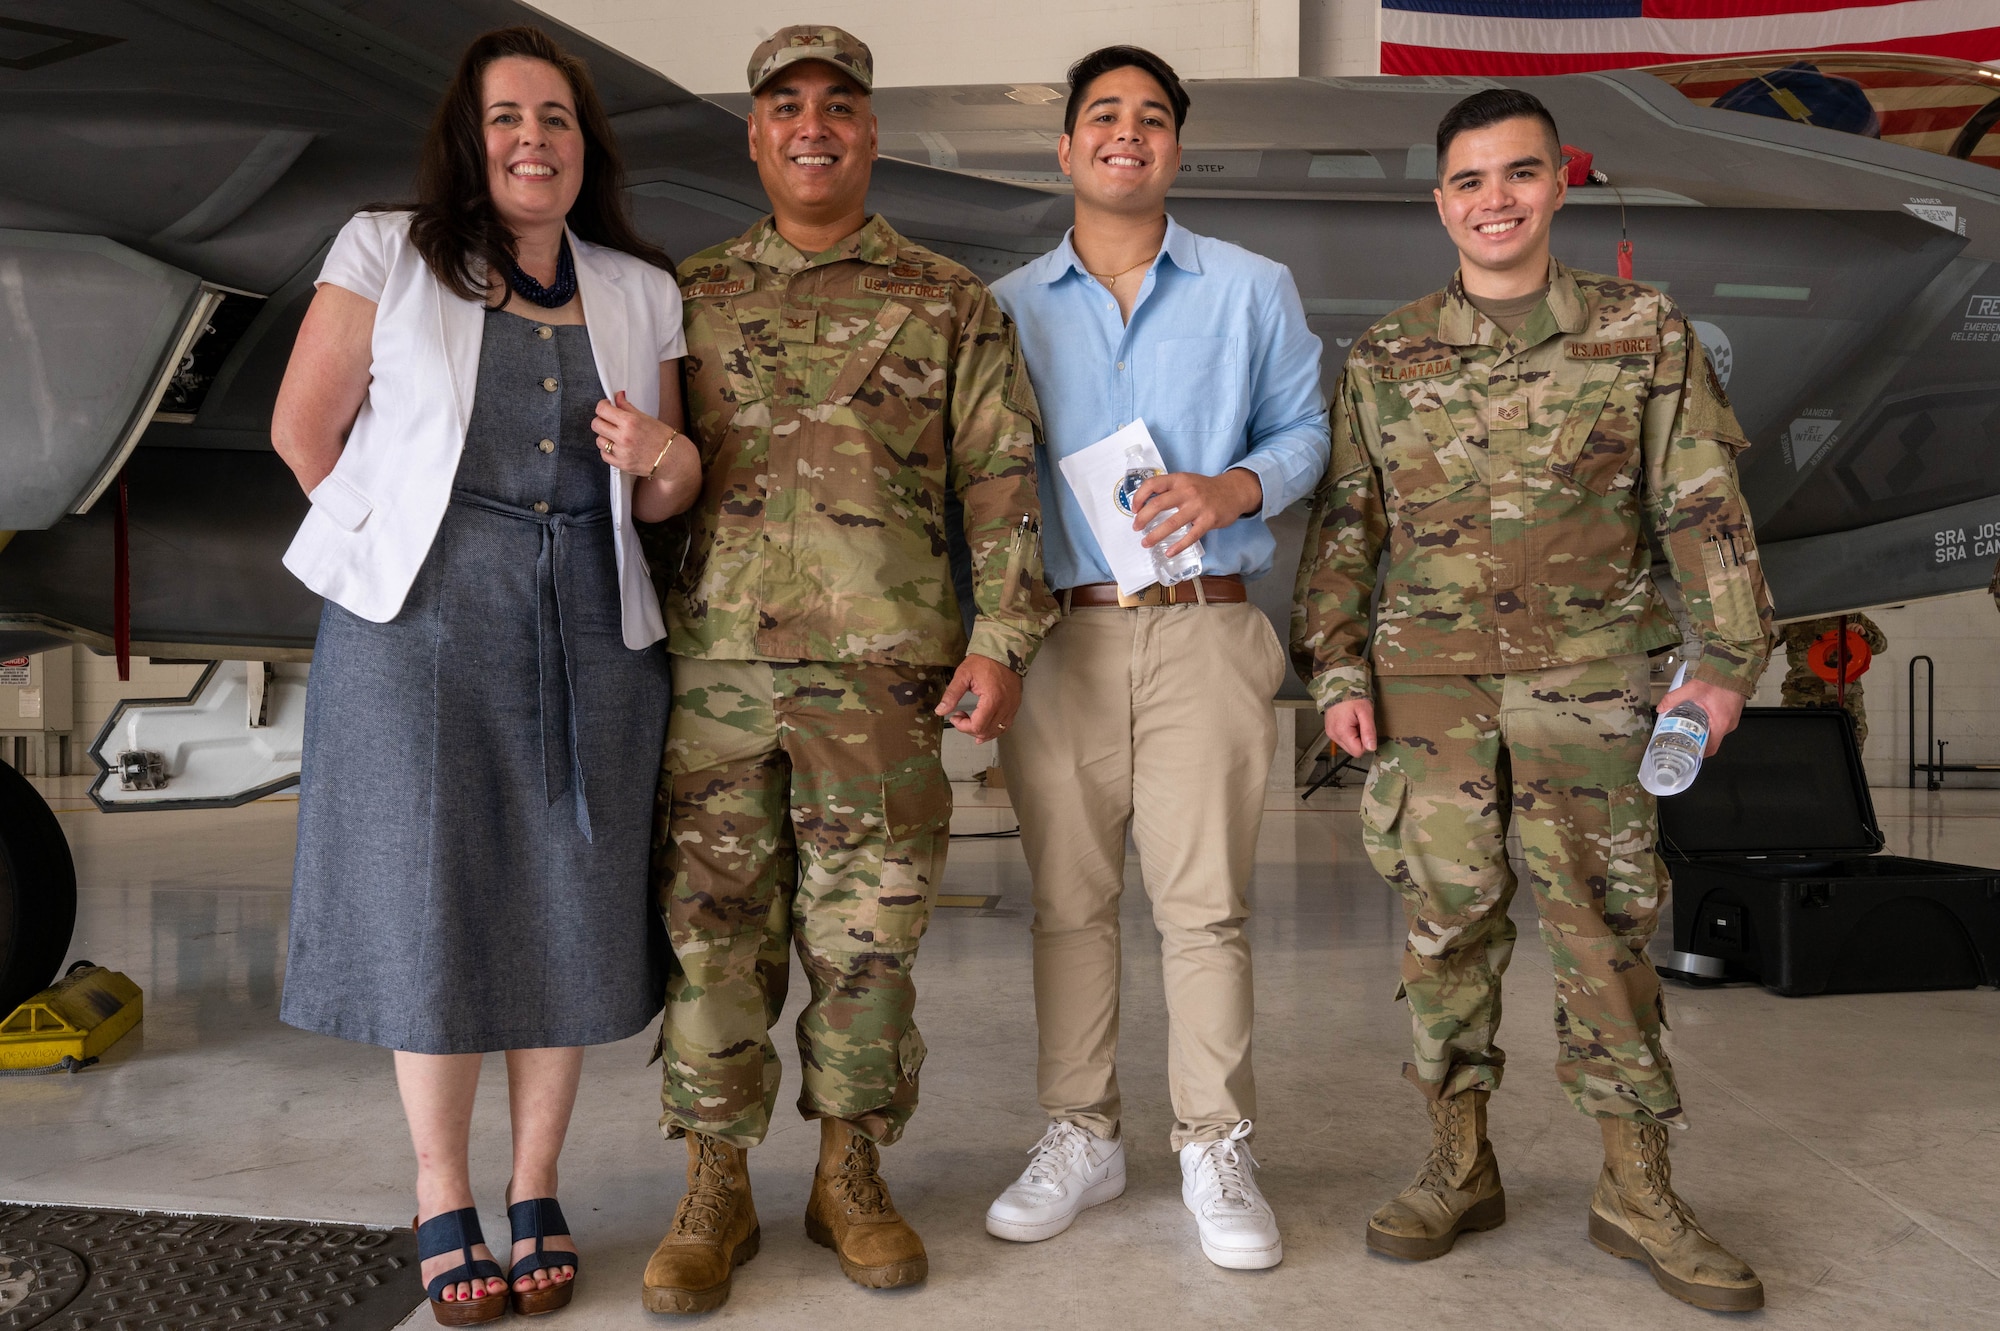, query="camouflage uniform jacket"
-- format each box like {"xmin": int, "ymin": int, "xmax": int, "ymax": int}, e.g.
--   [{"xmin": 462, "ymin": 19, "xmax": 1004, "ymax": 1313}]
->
[
  {"xmin": 654, "ymin": 214, "xmax": 1057, "ymax": 672},
  {"xmin": 1292, "ymin": 260, "xmax": 1773, "ymax": 709}
]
